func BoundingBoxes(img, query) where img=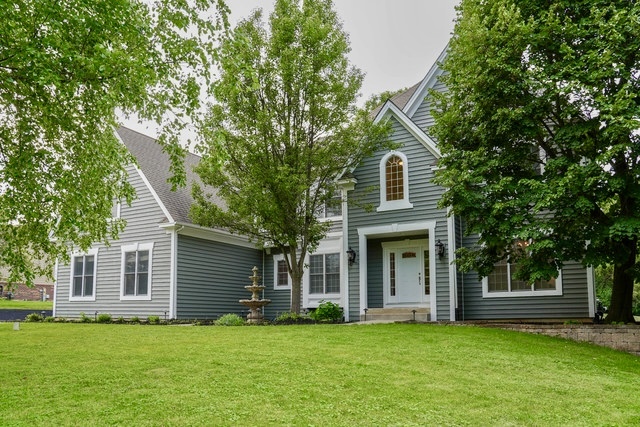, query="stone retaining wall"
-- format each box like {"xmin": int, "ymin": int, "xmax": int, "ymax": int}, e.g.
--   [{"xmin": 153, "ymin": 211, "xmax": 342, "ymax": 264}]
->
[{"xmin": 490, "ymin": 324, "xmax": 640, "ymax": 356}]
